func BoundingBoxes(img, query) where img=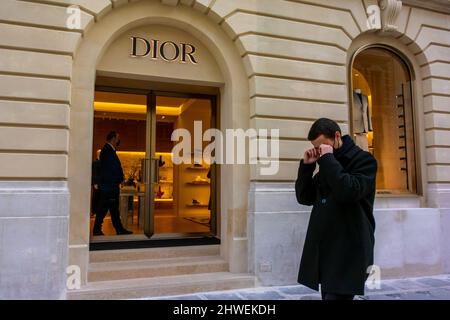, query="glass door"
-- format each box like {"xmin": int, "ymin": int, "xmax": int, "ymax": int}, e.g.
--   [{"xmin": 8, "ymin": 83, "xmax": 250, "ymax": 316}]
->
[
  {"xmin": 145, "ymin": 92, "xmax": 217, "ymax": 238},
  {"xmin": 90, "ymin": 87, "xmax": 218, "ymax": 243},
  {"xmin": 91, "ymin": 88, "xmax": 151, "ymax": 240},
  {"xmin": 143, "ymin": 92, "xmax": 155, "ymax": 237}
]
